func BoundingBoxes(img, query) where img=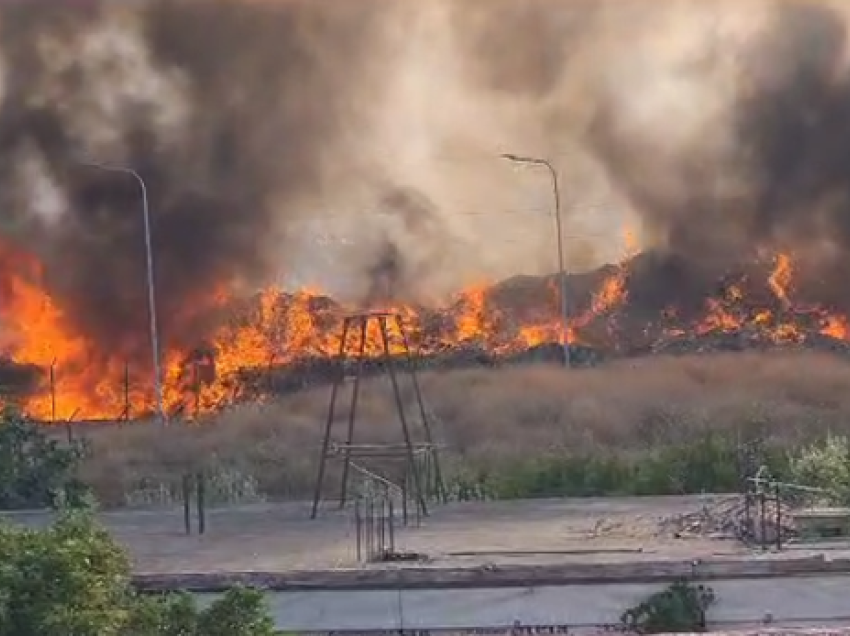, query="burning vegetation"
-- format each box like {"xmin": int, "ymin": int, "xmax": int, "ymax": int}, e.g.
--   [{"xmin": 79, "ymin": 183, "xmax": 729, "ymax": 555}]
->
[
  {"xmin": 4, "ymin": 0, "xmax": 850, "ymax": 421},
  {"xmin": 2, "ymin": 240, "xmax": 850, "ymax": 422}
]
